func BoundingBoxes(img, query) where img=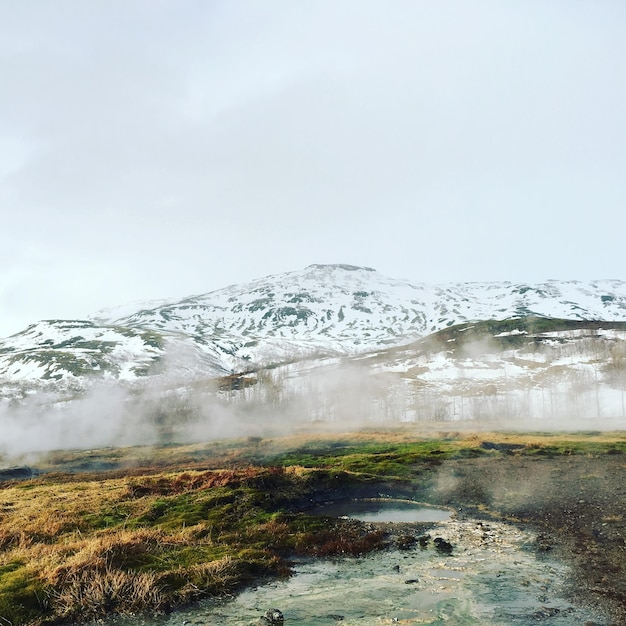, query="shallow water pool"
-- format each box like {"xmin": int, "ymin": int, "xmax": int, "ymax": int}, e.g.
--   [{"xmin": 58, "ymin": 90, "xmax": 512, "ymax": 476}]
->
[
  {"xmin": 313, "ymin": 498, "xmax": 453, "ymax": 523},
  {"xmin": 102, "ymin": 517, "xmax": 607, "ymax": 626}
]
